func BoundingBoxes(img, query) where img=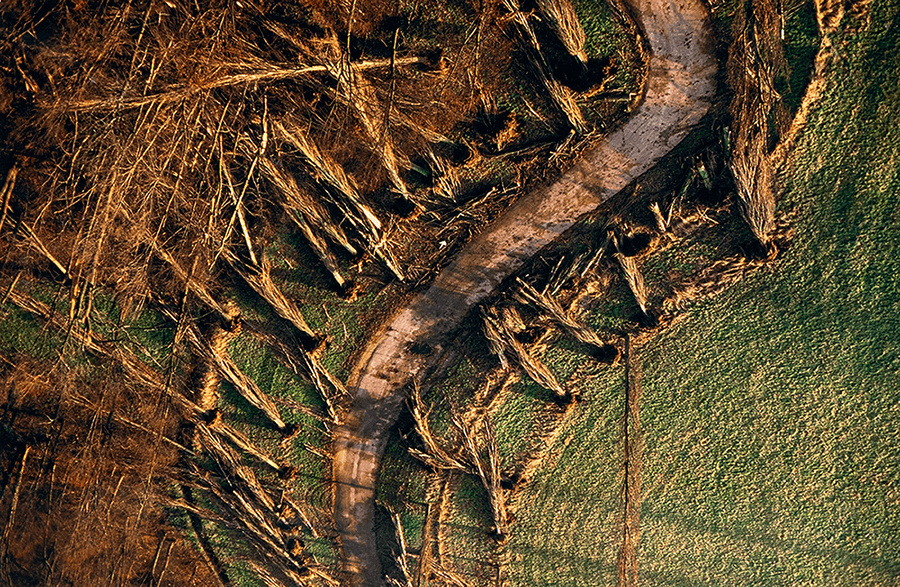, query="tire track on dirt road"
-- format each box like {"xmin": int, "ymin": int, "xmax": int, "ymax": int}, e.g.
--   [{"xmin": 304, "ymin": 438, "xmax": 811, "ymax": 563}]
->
[{"xmin": 332, "ymin": 0, "xmax": 716, "ymax": 583}]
